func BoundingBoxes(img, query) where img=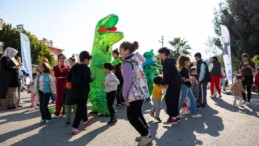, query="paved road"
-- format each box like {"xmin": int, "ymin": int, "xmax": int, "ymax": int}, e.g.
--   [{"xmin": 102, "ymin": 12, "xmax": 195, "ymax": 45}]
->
[{"xmin": 0, "ymin": 91, "xmax": 259, "ymax": 146}]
